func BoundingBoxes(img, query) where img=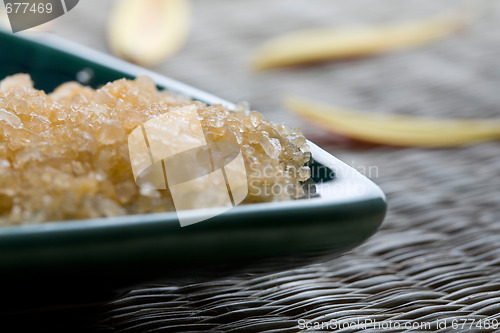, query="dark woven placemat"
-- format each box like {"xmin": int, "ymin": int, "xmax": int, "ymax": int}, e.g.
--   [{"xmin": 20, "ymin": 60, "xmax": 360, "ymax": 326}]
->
[
  {"xmin": 91, "ymin": 144, "xmax": 499, "ymax": 332},
  {"xmin": 9, "ymin": 0, "xmax": 500, "ymax": 331}
]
